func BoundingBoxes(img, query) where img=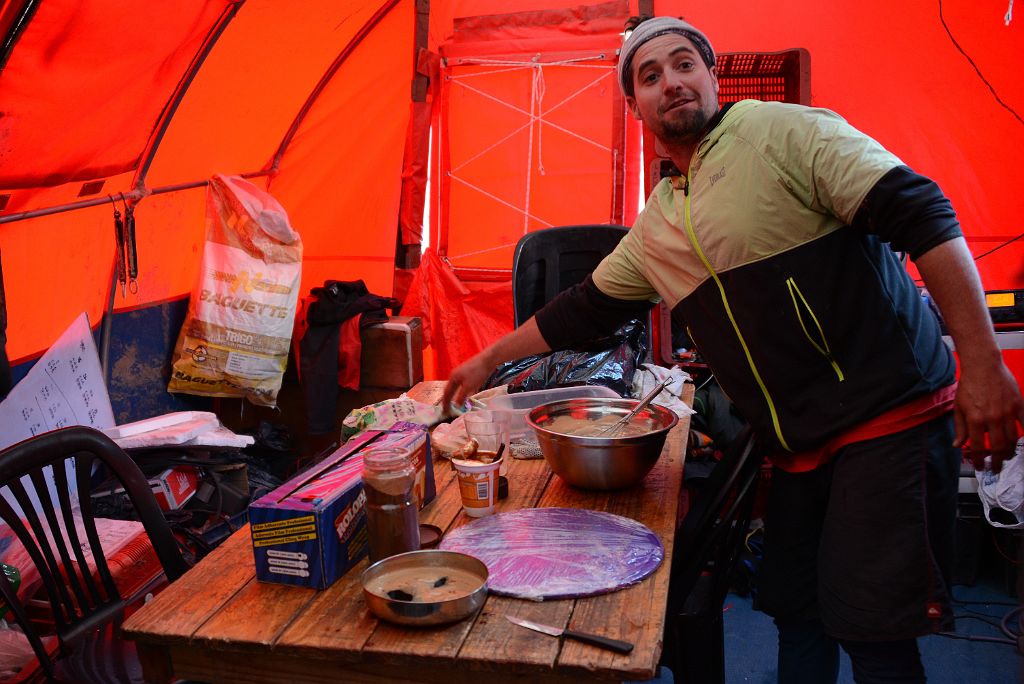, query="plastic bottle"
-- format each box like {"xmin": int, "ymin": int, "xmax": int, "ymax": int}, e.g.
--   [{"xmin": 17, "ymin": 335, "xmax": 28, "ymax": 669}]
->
[{"xmin": 362, "ymin": 448, "xmax": 420, "ymax": 563}]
